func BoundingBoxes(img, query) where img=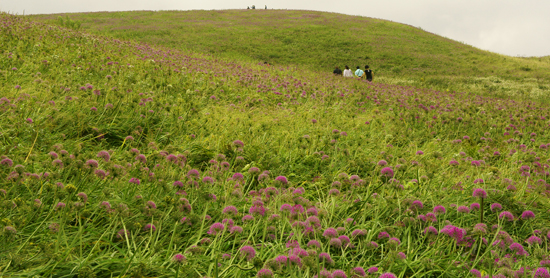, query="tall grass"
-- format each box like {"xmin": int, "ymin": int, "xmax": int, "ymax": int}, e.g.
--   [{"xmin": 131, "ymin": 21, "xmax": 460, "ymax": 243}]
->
[{"xmin": 1, "ymin": 12, "xmax": 550, "ymax": 278}]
